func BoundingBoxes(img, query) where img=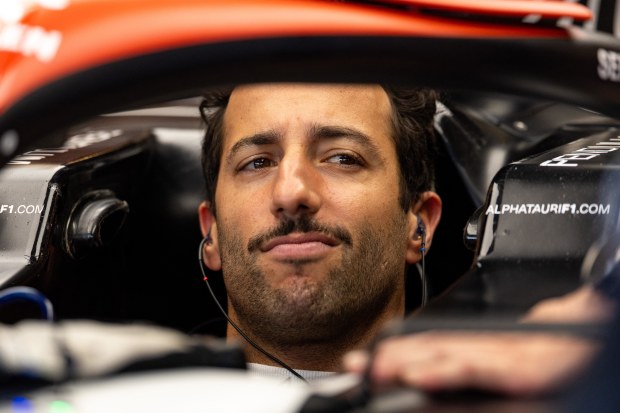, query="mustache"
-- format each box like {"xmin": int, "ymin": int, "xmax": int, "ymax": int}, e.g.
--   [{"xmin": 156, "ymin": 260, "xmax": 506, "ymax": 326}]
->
[{"xmin": 247, "ymin": 215, "xmax": 353, "ymax": 253}]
